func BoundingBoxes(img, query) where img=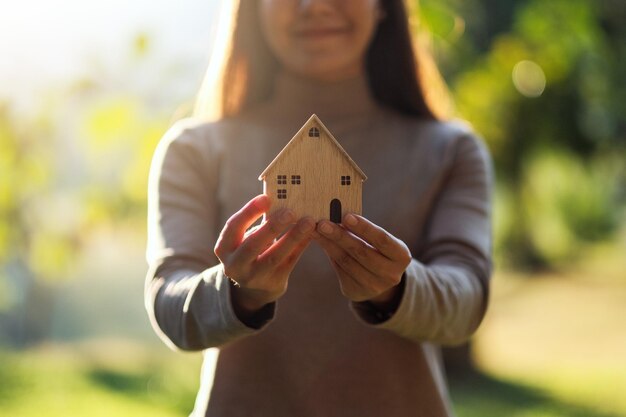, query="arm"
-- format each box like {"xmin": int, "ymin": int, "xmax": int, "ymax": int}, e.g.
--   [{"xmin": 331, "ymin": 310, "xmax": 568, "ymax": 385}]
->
[
  {"xmin": 144, "ymin": 121, "xmax": 262, "ymax": 351},
  {"xmin": 145, "ymin": 121, "xmax": 315, "ymax": 351},
  {"xmin": 317, "ymin": 132, "xmax": 493, "ymax": 346}
]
